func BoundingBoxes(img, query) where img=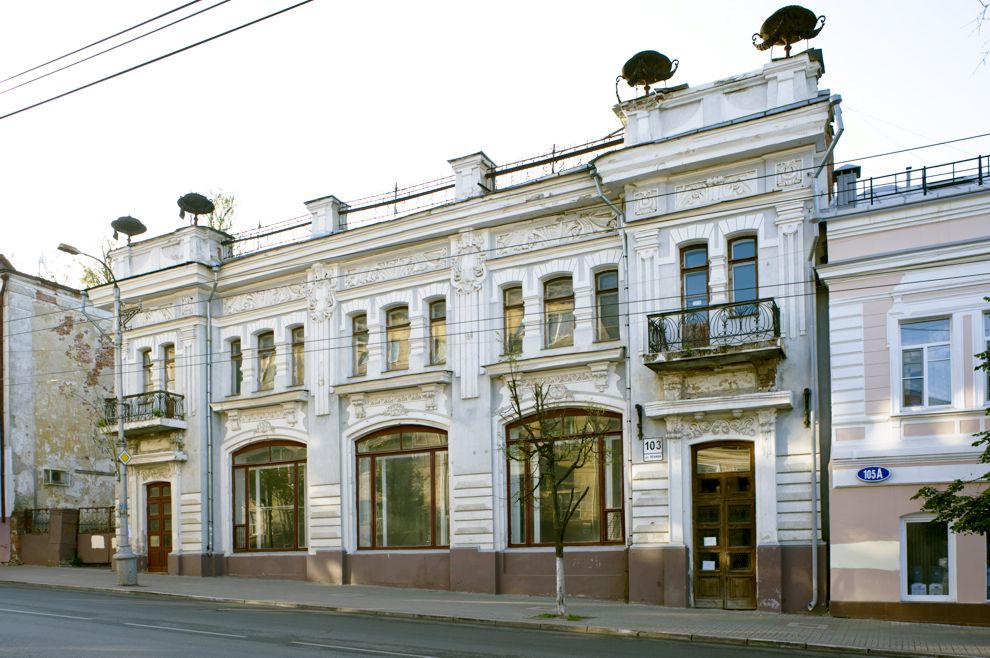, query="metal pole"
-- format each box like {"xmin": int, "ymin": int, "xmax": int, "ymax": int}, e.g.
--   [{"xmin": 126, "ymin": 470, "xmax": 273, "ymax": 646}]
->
[{"xmin": 113, "ymin": 282, "xmax": 138, "ymax": 585}]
